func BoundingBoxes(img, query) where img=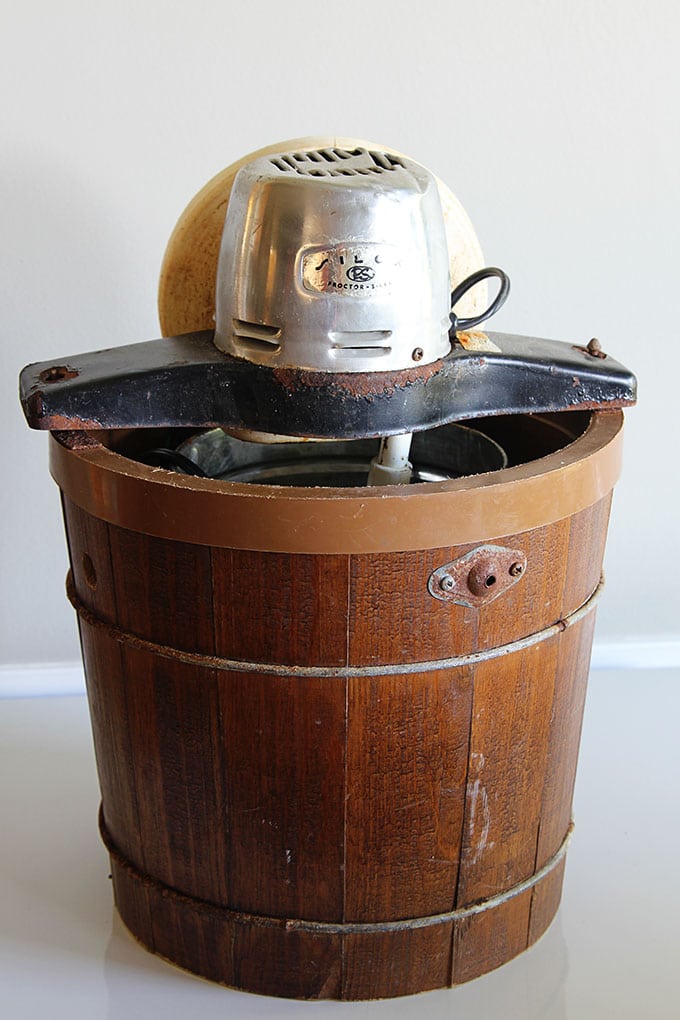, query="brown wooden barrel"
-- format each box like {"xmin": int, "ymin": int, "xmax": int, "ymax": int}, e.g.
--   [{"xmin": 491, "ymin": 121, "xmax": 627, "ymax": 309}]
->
[{"xmin": 52, "ymin": 409, "xmax": 623, "ymax": 1000}]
